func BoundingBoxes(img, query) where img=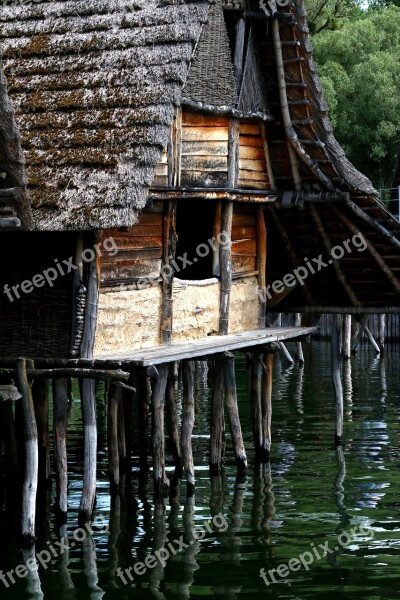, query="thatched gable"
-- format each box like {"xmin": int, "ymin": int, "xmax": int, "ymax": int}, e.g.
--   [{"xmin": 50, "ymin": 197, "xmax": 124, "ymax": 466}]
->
[{"xmin": 0, "ymin": 0, "xmax": 210, "ymax": 230}]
